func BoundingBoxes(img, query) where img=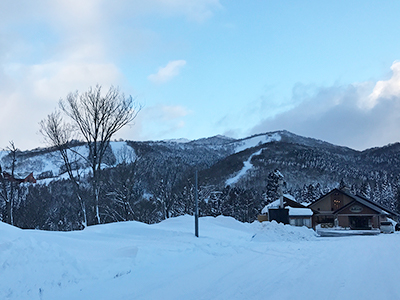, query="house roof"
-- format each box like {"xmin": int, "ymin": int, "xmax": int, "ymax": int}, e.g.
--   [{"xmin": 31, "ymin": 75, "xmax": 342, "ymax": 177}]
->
[
  {"xmin": 353, "ymin": 192, "xmax": 400, "ymax": 217},
  {"xmin": 311, "ymin": 188, "xmax": 400, "ymax": 217},
  {"xmin": 334, "ymin": 199, "xmax": 383, "ymax": 215},
  {"xmin": 262, "ymin": 194, "xmax": 313, "ymax": 216},
  {"xmin": 287, "ymin": 206, "xmax": 313, "ymax": 217}
]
